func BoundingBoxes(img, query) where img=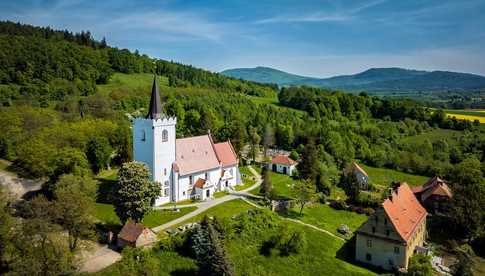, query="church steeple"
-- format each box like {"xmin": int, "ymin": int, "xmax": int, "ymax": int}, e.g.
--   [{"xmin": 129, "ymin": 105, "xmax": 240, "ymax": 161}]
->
[{"xmin": 146, "ymin": 75, "xmax": 163, "ymax": 119}]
